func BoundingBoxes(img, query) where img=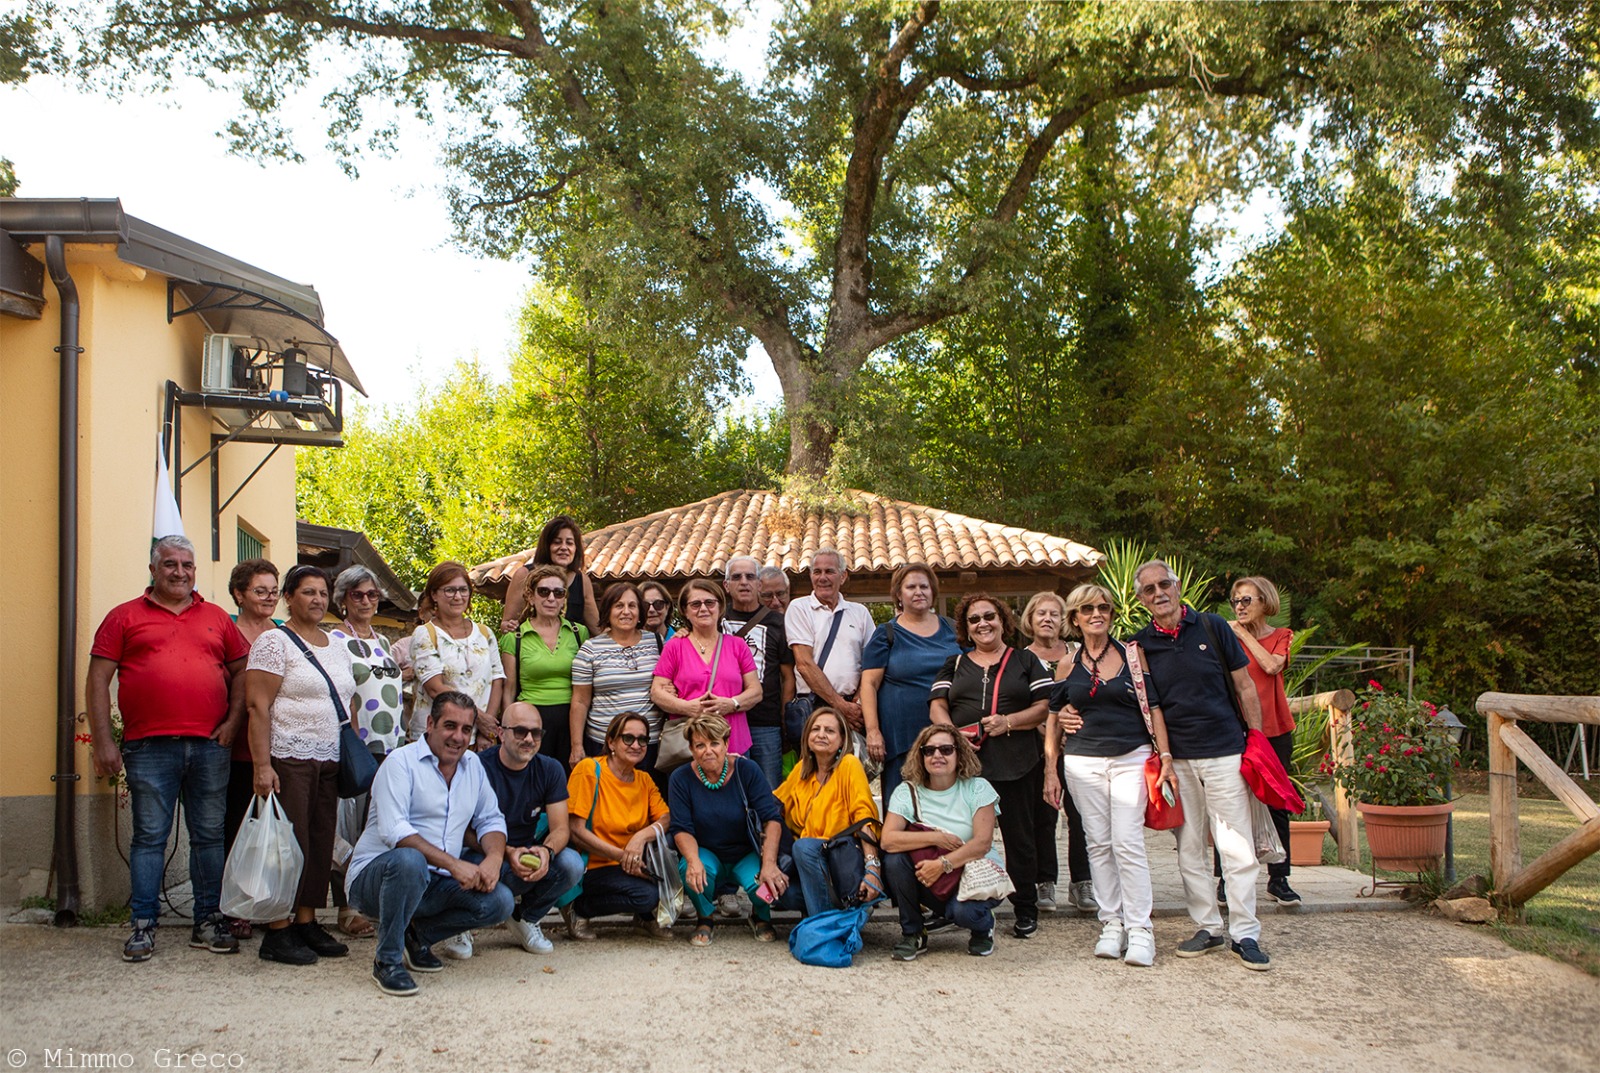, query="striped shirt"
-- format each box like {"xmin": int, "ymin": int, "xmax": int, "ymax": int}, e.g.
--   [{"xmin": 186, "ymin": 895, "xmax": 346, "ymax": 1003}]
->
[{"xmin": 571, "ymin": 633, "xmax": 663, "ymax": 742}]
